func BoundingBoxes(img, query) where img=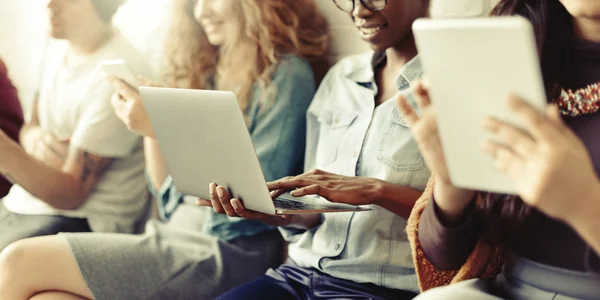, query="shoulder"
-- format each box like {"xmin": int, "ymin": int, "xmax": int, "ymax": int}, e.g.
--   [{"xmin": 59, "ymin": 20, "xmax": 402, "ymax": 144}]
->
[{"xmin": 272, "ymin": 54, "xmax": 315, "ymax": 83}]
